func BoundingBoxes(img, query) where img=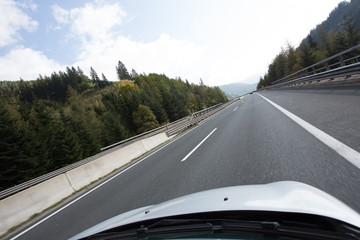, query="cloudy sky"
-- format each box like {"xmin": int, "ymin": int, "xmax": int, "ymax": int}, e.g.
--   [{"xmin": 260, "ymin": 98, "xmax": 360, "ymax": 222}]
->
[{"xmin": 0, "ymin": 0, "xmax": 344, "ymax": 86}]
